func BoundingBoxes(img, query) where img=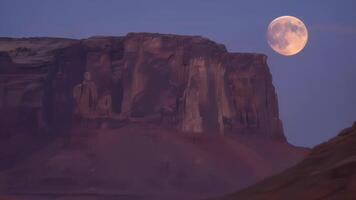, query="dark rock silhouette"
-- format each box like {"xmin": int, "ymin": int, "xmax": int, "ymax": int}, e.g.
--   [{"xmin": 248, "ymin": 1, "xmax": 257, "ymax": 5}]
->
[{"xmin": 214, "ymin": 122, "xmax": 356, "ymax": 200}]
